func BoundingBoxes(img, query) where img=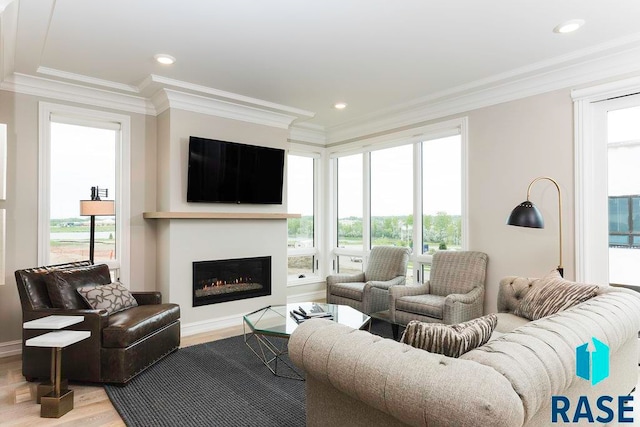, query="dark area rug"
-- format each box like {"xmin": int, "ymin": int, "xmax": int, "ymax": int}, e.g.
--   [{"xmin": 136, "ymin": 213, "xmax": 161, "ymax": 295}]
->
[{"xmin": 104, "ymin": 319, "xmax": 395, "ymax": 427}]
